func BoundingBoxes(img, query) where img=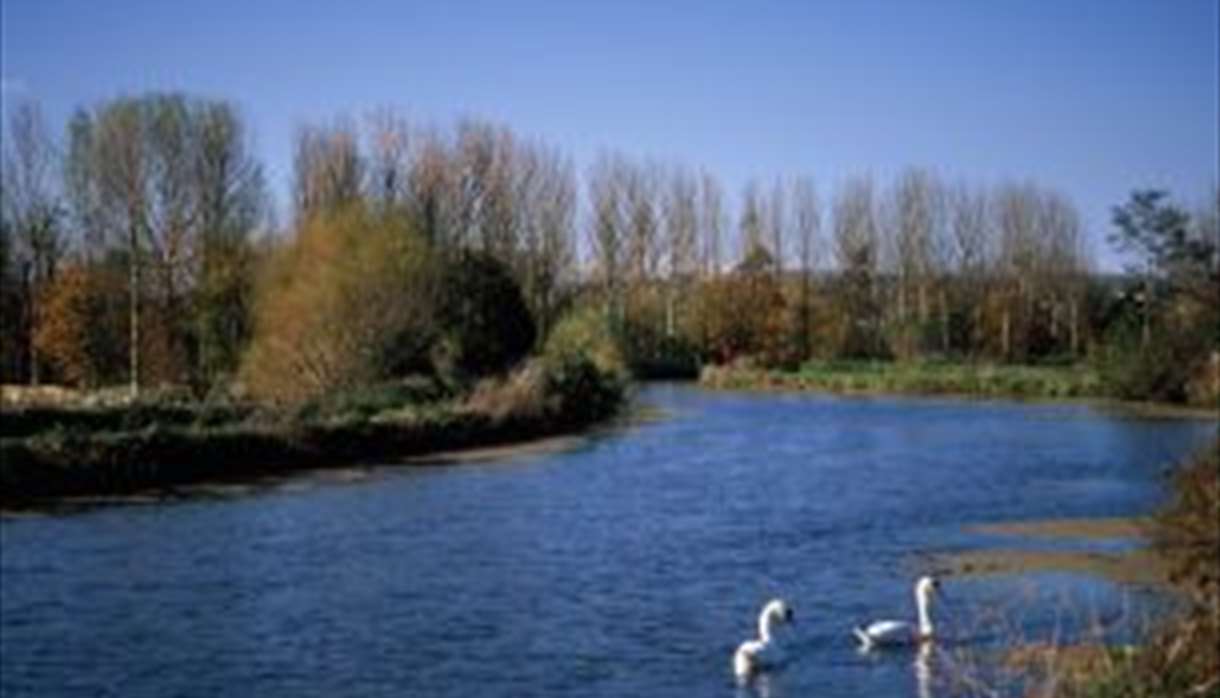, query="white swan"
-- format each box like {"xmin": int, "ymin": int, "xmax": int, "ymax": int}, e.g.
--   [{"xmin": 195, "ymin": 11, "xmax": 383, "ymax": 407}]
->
[
  {"xmin": 853, "ymin": 576, "xmax": 941, "ymax": 650},
  {"xmin": 733, "ymin": 599, "xmax": 795, "ymax": 680}
]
